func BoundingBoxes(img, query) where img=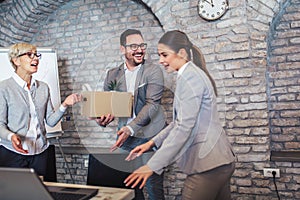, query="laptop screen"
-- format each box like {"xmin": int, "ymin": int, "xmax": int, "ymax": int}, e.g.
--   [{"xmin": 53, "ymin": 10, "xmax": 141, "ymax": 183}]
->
[
  {"xmin": 0, "ymin": 167, "xmax": 53, "ymax": 200},
  {"xmin": 0, "ymin": 167, "xmax": 98, "ymax": 200}
]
